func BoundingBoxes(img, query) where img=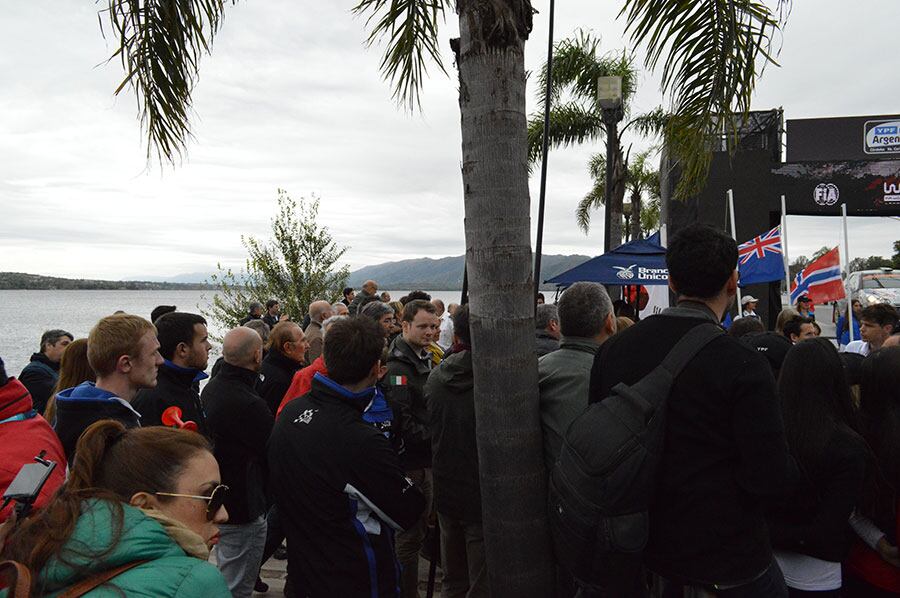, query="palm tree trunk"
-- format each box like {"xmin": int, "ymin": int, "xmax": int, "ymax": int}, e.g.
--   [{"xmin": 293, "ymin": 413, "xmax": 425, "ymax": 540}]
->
[
  {"xmin": 456, "ymin": 1, "xmax": 554, "ymax": 595},
  {"xmin": 630, "ymin": 185, "xmax": 643, "ymax": 240},
  {"xmin": 609, "ymin": 144, "xmax": 626, "ymax": 249}
]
